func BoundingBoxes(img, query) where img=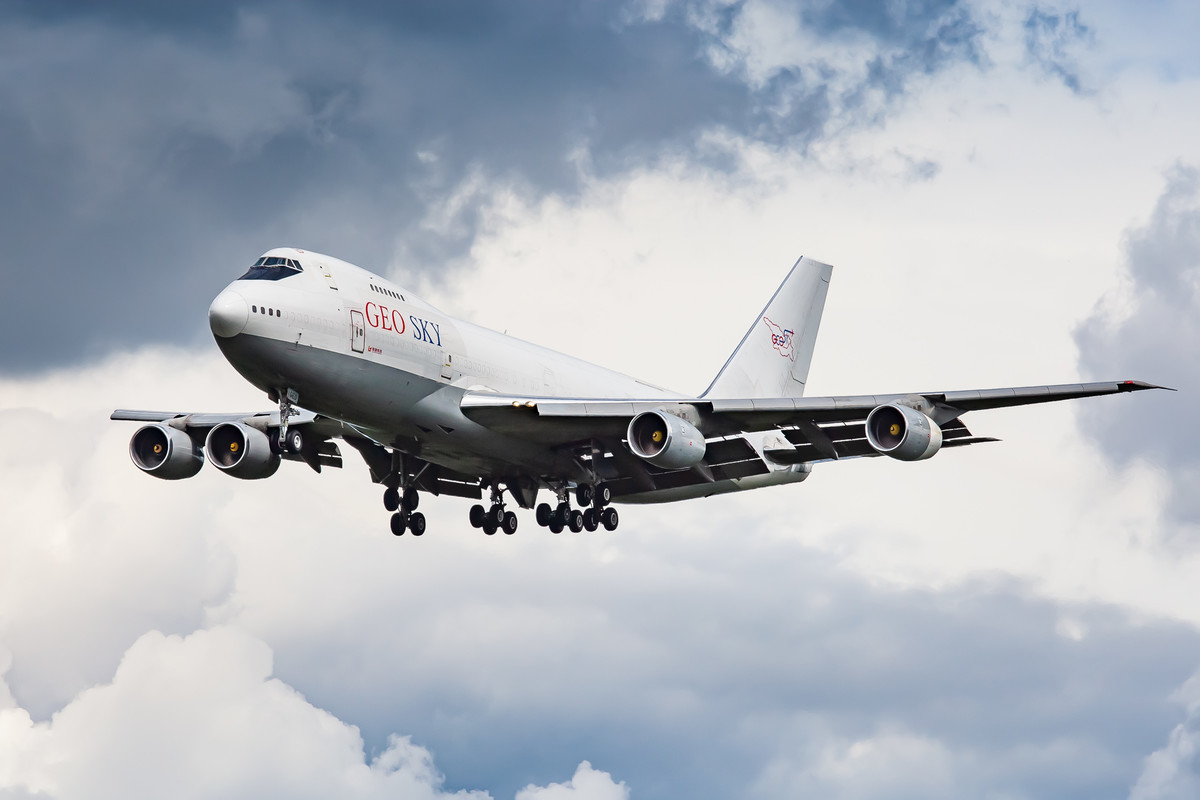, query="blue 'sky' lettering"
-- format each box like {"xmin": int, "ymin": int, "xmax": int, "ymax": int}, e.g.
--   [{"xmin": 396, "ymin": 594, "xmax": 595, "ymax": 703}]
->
[{"xmin": 409, "ymin": 315, "xmax": 442, "ymax": 346}]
